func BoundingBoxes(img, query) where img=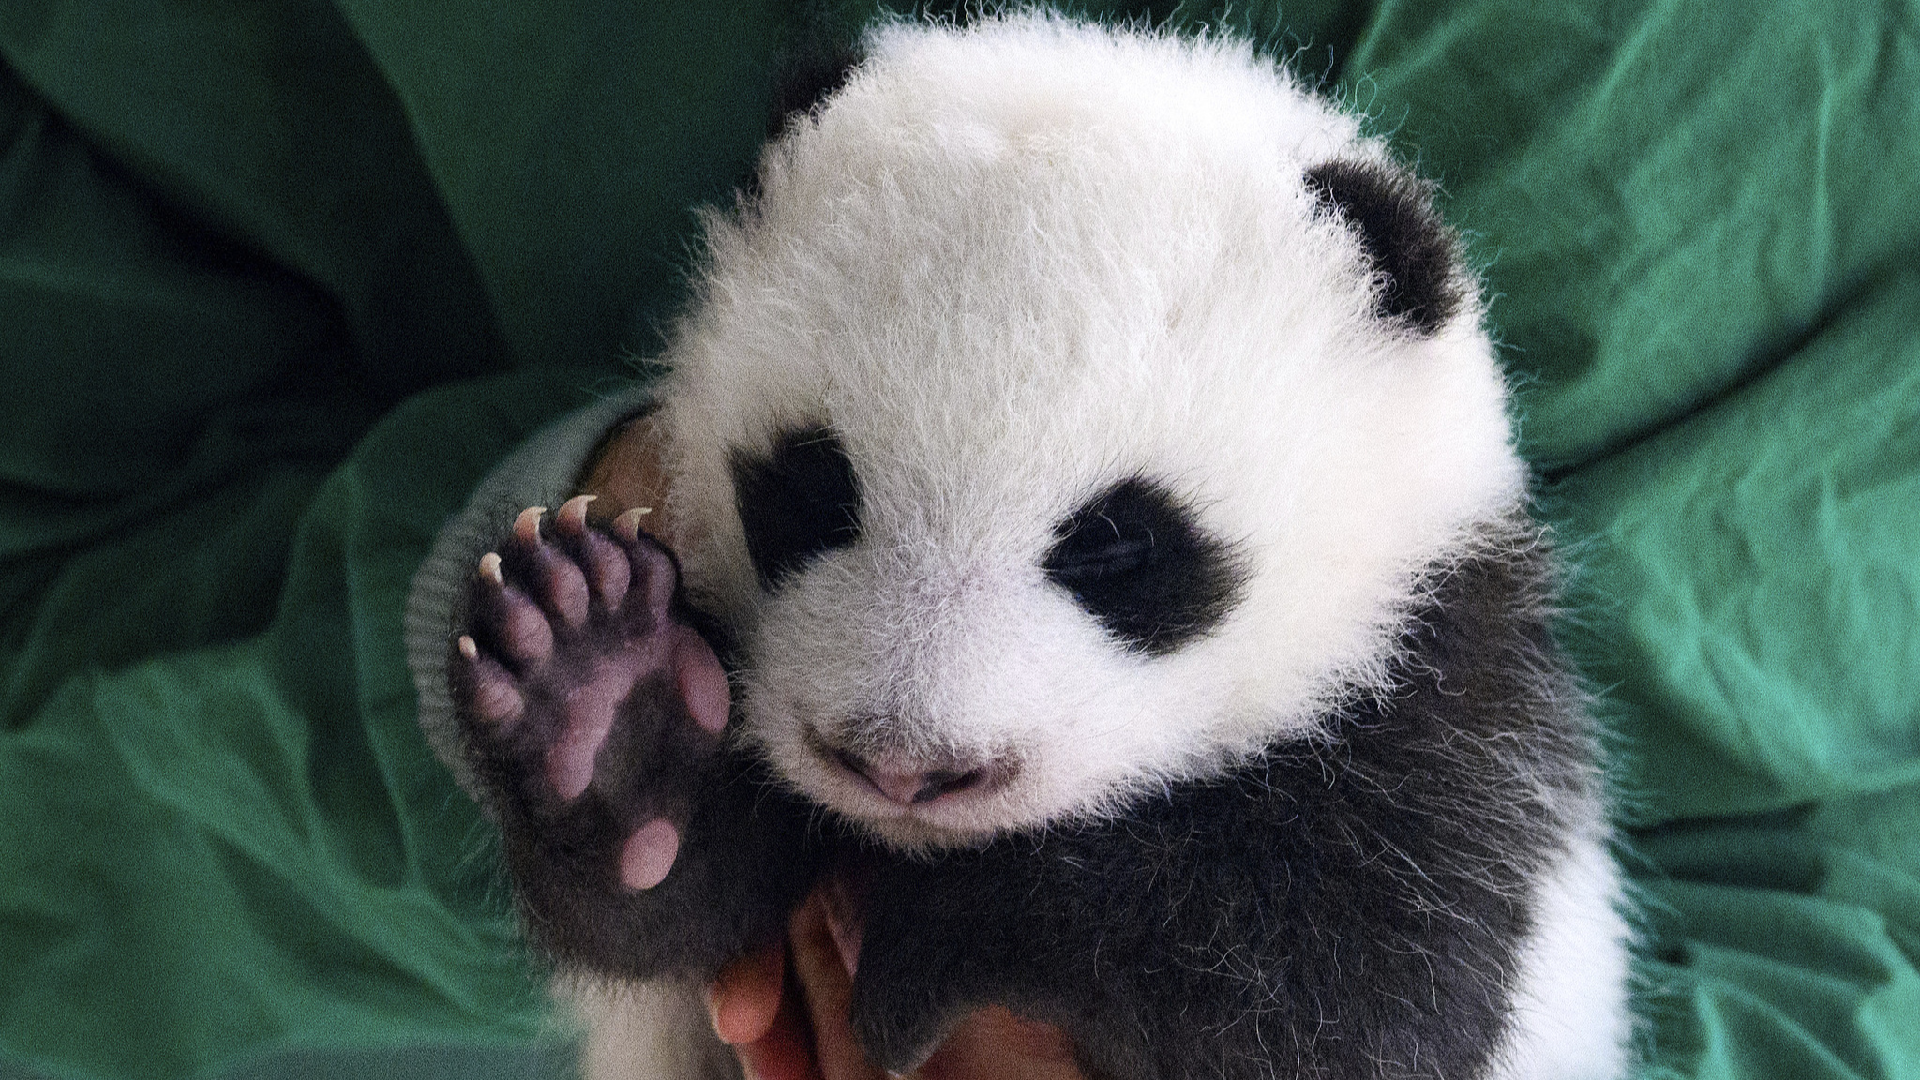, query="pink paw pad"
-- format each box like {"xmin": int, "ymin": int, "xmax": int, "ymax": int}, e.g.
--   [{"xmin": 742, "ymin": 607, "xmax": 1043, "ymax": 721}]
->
[{"xmin": 620, "ymin": 819, "xmax": 681, "ymax": 890}]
